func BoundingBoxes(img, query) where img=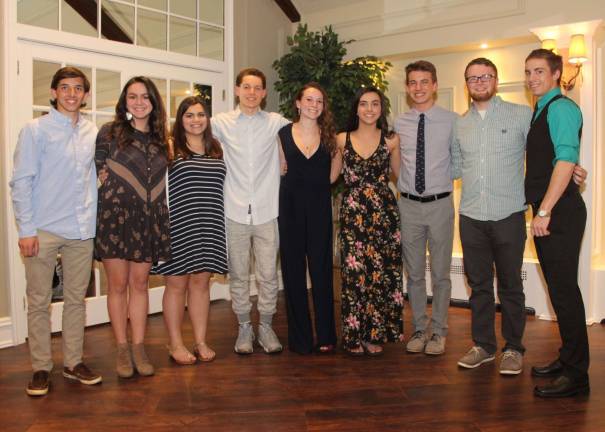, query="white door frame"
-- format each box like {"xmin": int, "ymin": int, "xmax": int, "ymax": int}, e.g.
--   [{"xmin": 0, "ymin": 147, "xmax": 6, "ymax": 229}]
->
[{"xmin": 3, "ymin": 0, "xmax": 235, "ymax": 345}]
